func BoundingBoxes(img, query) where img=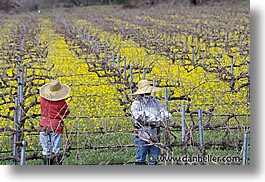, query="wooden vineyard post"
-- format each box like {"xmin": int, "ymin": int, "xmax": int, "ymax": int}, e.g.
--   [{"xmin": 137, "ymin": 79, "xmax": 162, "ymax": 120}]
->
[
  {"xmin": 13, "ymin": 63, "xmax": 25, "ymax": 165},
  {"xmin": 117, "ymin": 53, "xmax": 121, "ymax": 80},
  {"xmin": 198, "ymin": 109, "xmax": 205, "ymax": 156},
  {"xmin": 242, "ymin": 133, "xmax": 249, "ymax": 165},
  {"xmin": 20, "ymin": 141, "xmax": 27, "ymax": 165},
  {"xmin": 129, "ymin": 65, "xmax": 133, "ymax": 98},
  {"xmin": 164, "ymin": 88, "xmax": 170, "ymax": 148},
  {"xmin": 111, "ymin": 51, "xmax": 115, "ymax": 69},
  {"xmin": 202, "ymin": 50, "xmax": 205, "ymax": 66},
  {"xmin": 85, "ymin": 32, "xmax": 90, "ymax": 42},
  {"xmin": 117, "ymin": 53, "xmax": 120, "ymax": 71},
  {"xmin": 218, "ymin": 54, "xmax": 221, "ymax": 69},
  {"xmin": 181, "ymin": 101, "xmax": 187, "ymax": 155},
  {"xmin": 13, "ymin": 97, "xmax": 19, "ymax": 165},
  {"xmin": 181, "ymin": 101, "xmax": 186, "ymax": 143},
  {"xmin": 142, "ymin": 69, "xmax": 146, "ymax": 79}
]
